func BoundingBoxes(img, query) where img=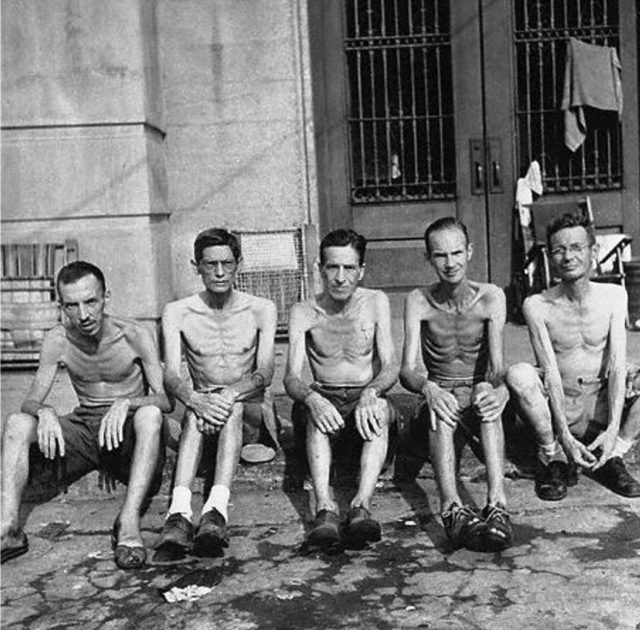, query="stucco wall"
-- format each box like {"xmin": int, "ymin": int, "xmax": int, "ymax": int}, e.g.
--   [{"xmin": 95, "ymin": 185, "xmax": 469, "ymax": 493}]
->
[
  {"xmin": 1, "ymin": 0, "xmax": 170, "ymax": 320},
  {"xmin": 157, "ymin": 0, "xmax": 318, "ymax": 297},
  {"xmin": 1, "ymin": 0, "xmax": 318, "ymax": 314}
]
